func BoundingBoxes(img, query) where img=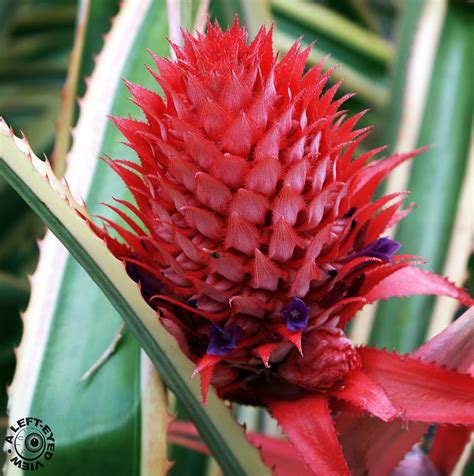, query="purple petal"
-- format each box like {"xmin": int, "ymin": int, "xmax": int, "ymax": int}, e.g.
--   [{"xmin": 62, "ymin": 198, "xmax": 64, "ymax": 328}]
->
[
  {"xmin": 353, "ymin": 237, "xmax": 401, "ymax": 262},
  {"xmin": 282, "ymin": 297, "xmax": 310, "ymax": 332},
  {"xmin": 207, "ymin": 323, "xmax": 241, "ymax": 356},
  {"xmin": 390, "ymin": 448, "xmax": 439, "ymax": 476},
  {"xmin": 126, "ymin": 260, "xmax": 163, "ymax": 296}
]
